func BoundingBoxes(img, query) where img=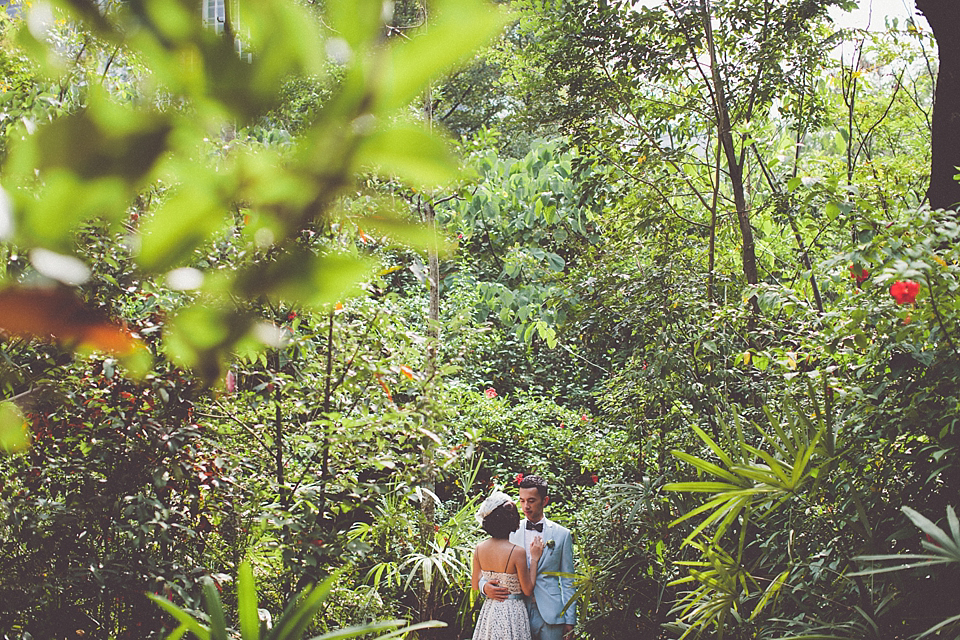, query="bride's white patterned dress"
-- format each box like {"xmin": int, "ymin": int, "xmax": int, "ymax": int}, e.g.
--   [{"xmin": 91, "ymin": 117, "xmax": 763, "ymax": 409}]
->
[{"xmin": 472, "ymin": 571, "xmax": 531, "ymax": 640}]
